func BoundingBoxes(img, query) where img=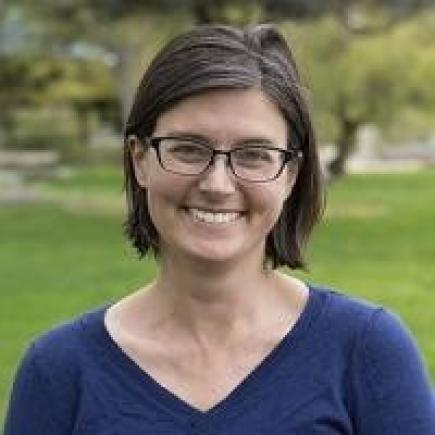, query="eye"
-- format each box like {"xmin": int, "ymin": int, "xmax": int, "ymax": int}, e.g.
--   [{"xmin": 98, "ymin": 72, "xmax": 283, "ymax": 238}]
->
[
  {"xmin": 233, "ymin": 147, "xmax": 275, "ymax": 166},
  {"xmin": 164, "ymin": 140, "xmax": 210, "ymax": 162}
]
